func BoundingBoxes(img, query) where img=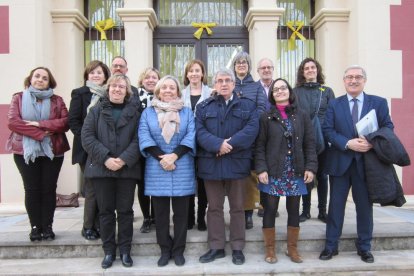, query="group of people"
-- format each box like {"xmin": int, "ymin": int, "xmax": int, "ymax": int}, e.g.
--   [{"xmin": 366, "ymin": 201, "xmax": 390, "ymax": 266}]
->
[{"xmin": 7, "ymin": 52, "xmax": 394, "ymax": 269}]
